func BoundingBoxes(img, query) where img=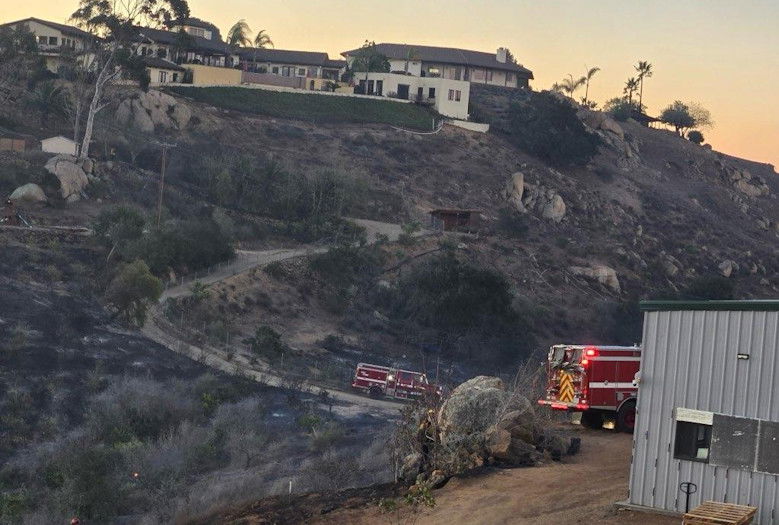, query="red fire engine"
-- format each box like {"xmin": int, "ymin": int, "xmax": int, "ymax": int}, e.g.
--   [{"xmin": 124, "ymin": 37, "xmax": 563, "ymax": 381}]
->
[
  {"xmin": 351, "ymin": 363, "xmax": 440, "ymax": 400},
  {"xmin": 537, "ymin": 344, "xmax": 641, "ymax": 432}
]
